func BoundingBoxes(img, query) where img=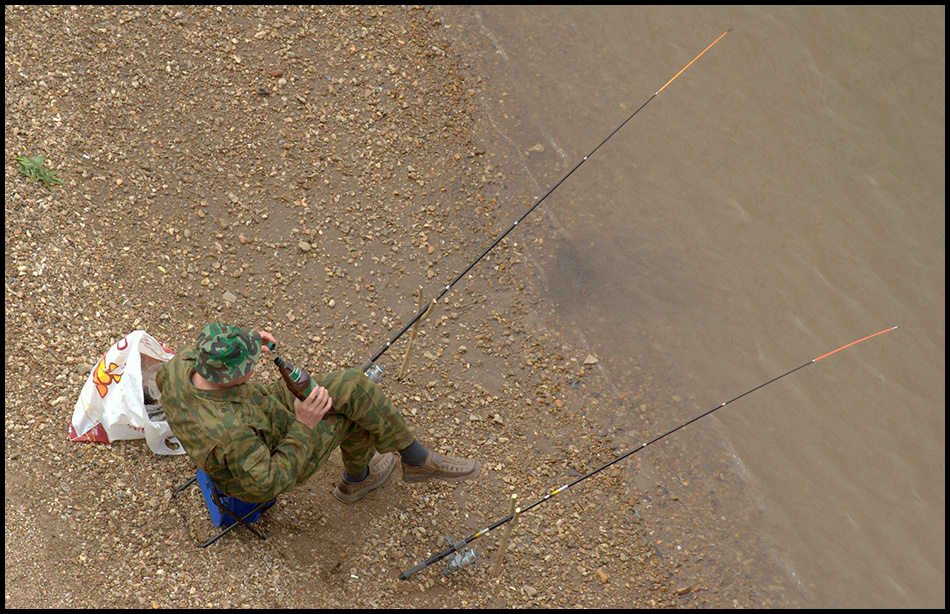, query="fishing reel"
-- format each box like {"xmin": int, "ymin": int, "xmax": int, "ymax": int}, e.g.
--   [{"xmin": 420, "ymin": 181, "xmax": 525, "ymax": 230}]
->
[
  {"xmin": 442, "ymin": 536, "xmax": 477, "ymax": 576},
  {"xmin": 364, "ymin": 363, "xmax": 384, "ymax": 384}
]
